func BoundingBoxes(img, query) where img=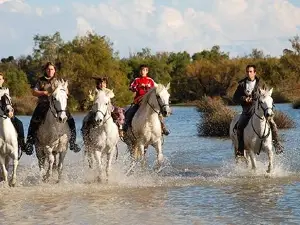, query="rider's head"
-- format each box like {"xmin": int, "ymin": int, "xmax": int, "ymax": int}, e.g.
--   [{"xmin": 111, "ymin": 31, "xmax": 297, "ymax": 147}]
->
[
  {"xmin": 0, "ymin": 72, "xmax": 4, "ymax": 87},
  {"xmin": 43, "ymin": 61, "xmax": 56, "ymax": 79},
  {"xmin": 139, "ymin": 64, "xmax": 149, "ymax": 77},
  {"xmin": 95, "ymin": 77, "xmax": 108, "ymax": 89},
  {"xmin": 246, "ymin": 64, "xmax": 256, "ymax": 81}
]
